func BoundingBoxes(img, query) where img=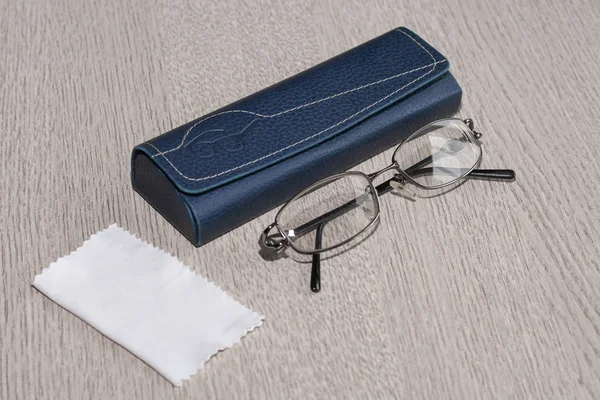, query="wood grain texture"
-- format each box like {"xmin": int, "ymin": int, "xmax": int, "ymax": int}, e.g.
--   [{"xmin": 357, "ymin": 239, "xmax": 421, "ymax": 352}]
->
[{"xmin": 2, "ymin": 0, "xmax": 600, "ymax": 398}]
